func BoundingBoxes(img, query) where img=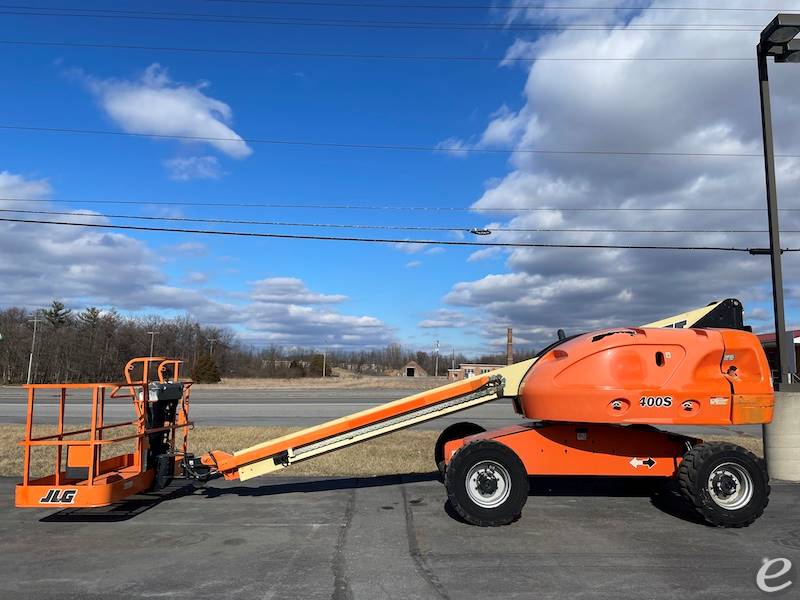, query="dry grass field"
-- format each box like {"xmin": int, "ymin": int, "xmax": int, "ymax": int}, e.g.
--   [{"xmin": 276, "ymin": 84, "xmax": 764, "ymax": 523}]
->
[
  {"xmin": 0, "ymin": 424, "xmax": 439, "ymax": 479},
  {"xmin": 192, "ymin": 373, "xmax": 447, "ymax": 391},
  {"xmin": 1, "ymin": 424, "xmax": 762, "ymax": 480}
]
